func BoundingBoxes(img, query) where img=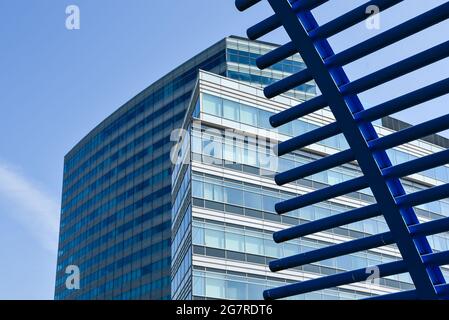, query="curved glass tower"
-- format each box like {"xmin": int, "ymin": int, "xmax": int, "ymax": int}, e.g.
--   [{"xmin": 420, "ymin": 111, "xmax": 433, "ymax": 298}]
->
[{"xmin": 54, "ymin": 36, "xmax": 312, "ymax": 300}]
